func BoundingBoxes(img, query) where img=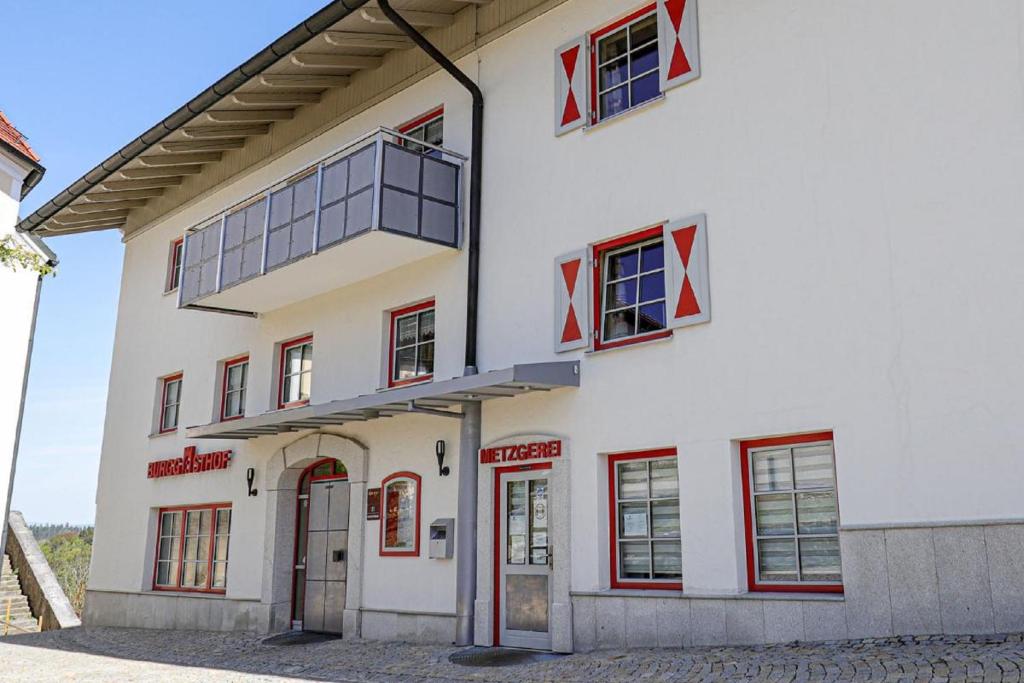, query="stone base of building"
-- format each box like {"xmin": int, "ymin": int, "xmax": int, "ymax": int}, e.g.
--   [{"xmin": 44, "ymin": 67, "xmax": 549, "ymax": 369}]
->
[
  {"xmin": 359, "ymin": 609, "xmax": 456, "ymax": 644},
  {"xmin": 572, "ymin": 521, "xmax": 1024, "ymax": 652},
  {"xmin": 83, "ymin": 590, "xmax": 273, "ymax": 633}
]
